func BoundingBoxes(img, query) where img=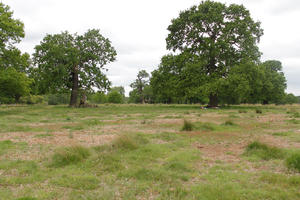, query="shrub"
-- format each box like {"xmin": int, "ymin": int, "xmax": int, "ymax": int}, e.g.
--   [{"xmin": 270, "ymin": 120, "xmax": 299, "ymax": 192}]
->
[
  {"xmin": 286, "ymin": 152, "xmax": 300, "ymax": 172},
  {"xmin": 20, "ymin": 95, "xmax": 44, "ymax": 104},
  {"xmin": 181, "ymin": 119, "xmax": 193, "ymax": 131},
  {"xmin": 107, "ymin": 91, "xmax": 123, "ymax": 104},
  {"xmin": 51, "ymin": 145, "xmax": 90, "ymax": 167},
  {"xmin": 244, "ymin": 141, "xmax": 285, "ymax": 160},
  {"xmin": 89, "ymin": 92, "xmax": 107, "ymax": 104}
]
